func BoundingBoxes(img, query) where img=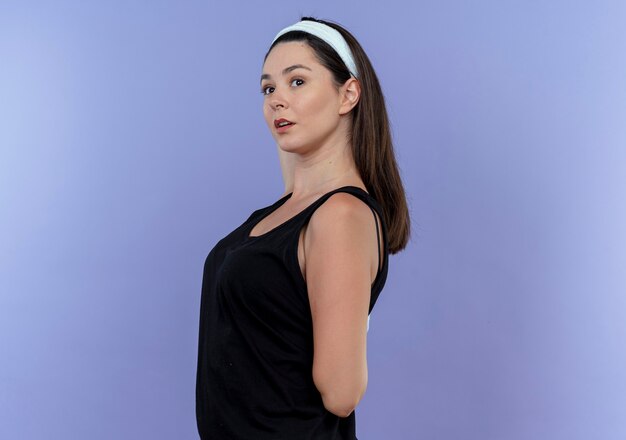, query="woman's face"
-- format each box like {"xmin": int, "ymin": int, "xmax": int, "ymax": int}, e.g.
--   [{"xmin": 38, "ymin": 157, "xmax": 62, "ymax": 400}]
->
[{"xmin": 261, "ymin": 41, "xmax": 349, "ymax": 154}]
